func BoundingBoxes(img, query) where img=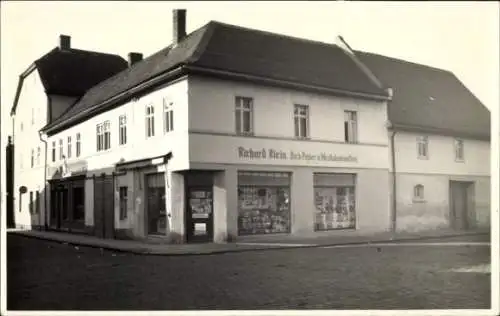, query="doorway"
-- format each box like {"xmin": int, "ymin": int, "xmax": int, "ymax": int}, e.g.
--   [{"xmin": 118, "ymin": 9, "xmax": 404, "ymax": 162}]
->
[
  {"xmin": 186, "ymin": 186, "xmax": 214, "ymax": 243},
  {"xmin": 94, "ymin": 175, "xmax": 115, "ymax": 239},
  {"xmin": 146, "ymin": 173, "xmax": 166, "ymax": 236},
  {"xmin": 449, "ymin": 181, "xmax": 472, "ymax": 230}
]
